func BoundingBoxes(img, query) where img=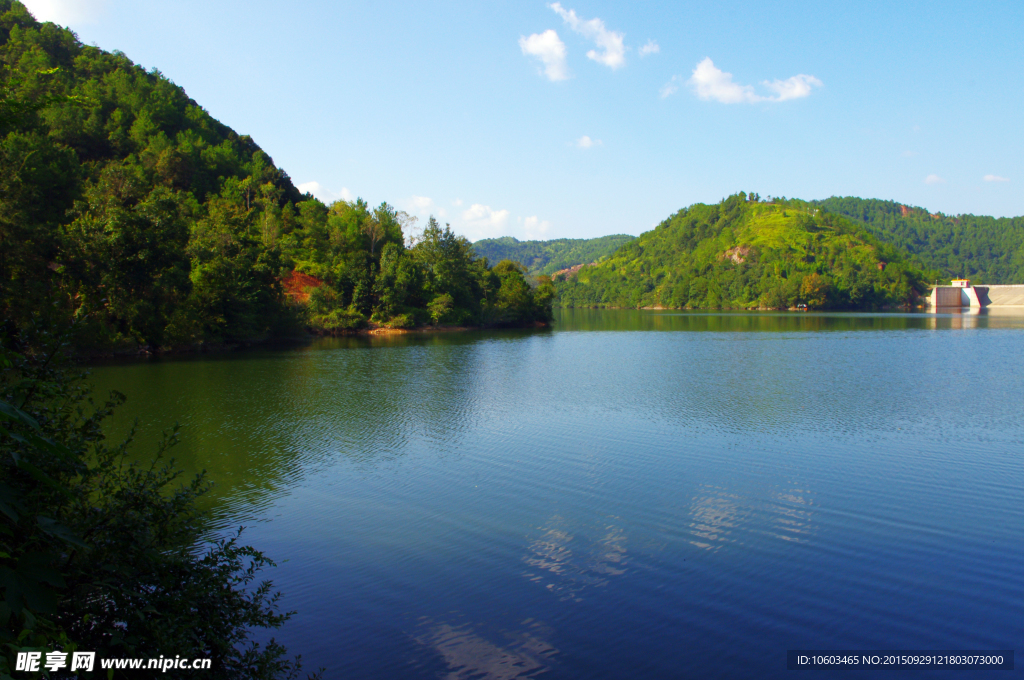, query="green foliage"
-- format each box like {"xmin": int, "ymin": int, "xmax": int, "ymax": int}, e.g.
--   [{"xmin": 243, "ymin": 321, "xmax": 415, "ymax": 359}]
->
[
  {"xmin": 412, "ymin": 217, "xmax": 479, "ymax": 316},
  {"xmin": 555, "ymin": 193, "xmax": 927, "ymax": 310},
  {"xmin": 372, "ymin": 242, "xmax": 420, "ymax": 320},
  {"xmin": 384, "ymin": 313, "xmax": 416, "ymax": 329},
  {"xmin": 0, "ymin": 0, "xmax": 301, "ymax": 348},
  {"xmin": 484, "ymin": 261, "xmax": 554, "ymax": 324},
  {"xmin": 427, "ymin": 293, "xmax": 455, "ymax": 325},
  {"xmin": 472, "ymin": 234, "xmax": 636, "ymax": 276},
  {"xmin": 815, "ymin": 197, "xmax": 1024, "ymax": 283},
  {"xmin": 306, "ymin": 287, "xmax": 366, "ymax": 331},
  {"xmin": 0, "ymin": 331, "xmax": 319, "ymax": 679},
  {"xmin": 0, "ymin": 1, "xmax": 551, "ymax": 350}
]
